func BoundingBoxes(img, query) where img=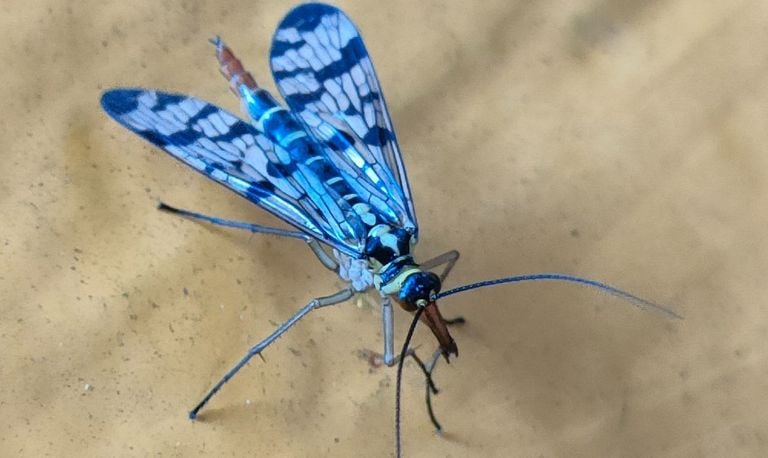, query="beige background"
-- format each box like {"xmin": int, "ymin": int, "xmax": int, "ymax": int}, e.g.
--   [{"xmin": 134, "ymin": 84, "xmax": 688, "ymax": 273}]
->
[{"xmin": 2, "ymin": 0, "xmax": 767, "ymax": 456}]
